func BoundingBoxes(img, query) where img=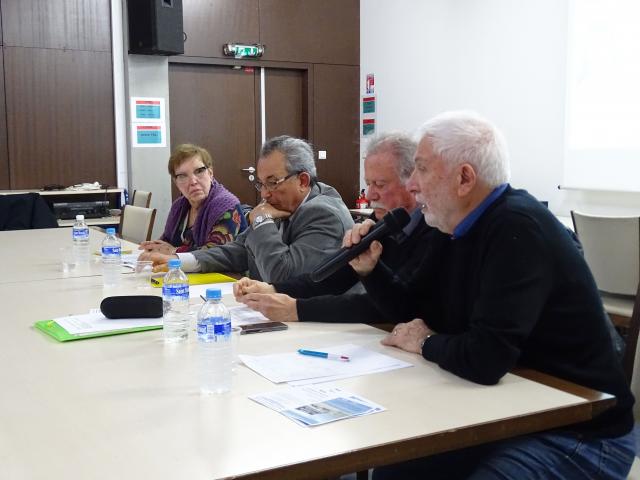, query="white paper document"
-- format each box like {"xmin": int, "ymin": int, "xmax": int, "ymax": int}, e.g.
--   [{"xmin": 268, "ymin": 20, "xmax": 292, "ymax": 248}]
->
[
  {"xmin": 249, "ymin": 384, "xmax": 385, "ymax": 427},
  {"xmin": 188, "ymin": 282, "xmax": 236, "ymax": 299},
  {"xmin": 54, "ymin": 311, "xmax": 162, "ymax": 335},
  {"xmin": 239, "ymin": 343, "xmax": 412, "ymax": 384},
  {"xmin": 228, "ymin": 304, "xmax": 270, "ymax": 326}
]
